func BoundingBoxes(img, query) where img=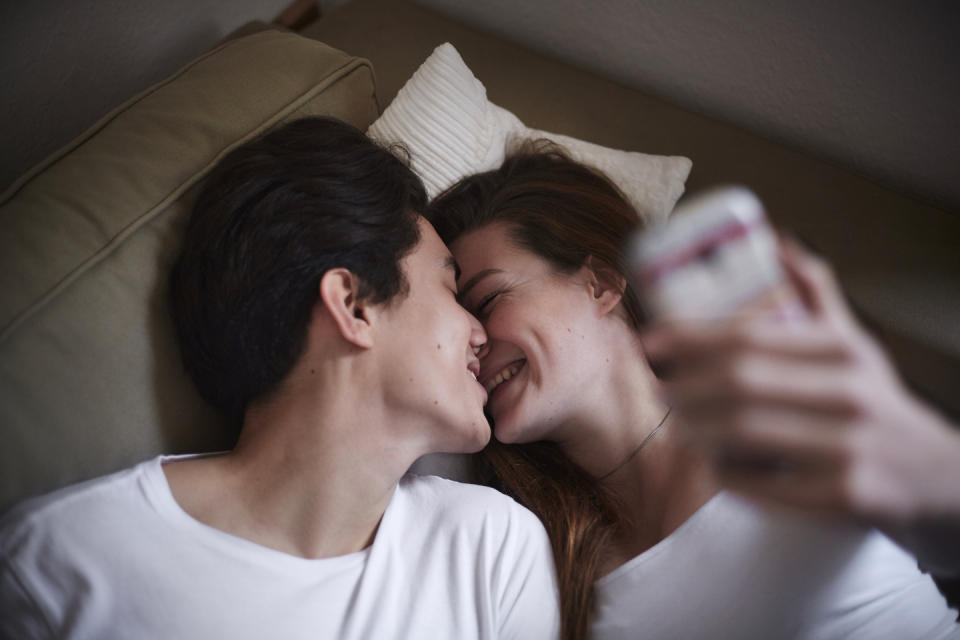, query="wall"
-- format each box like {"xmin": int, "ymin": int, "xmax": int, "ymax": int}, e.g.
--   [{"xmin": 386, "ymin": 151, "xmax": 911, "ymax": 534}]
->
[
  {"xmin": 5, "ymin": 0, "xmax": 958, "ymax": 211},
  {"xmin": 1, "ymin": 0, "xmax": 291, "ymax": 192},
  {"xmin": 403, "ymin": 0, "xmax": 959, "ymax": 212}
]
